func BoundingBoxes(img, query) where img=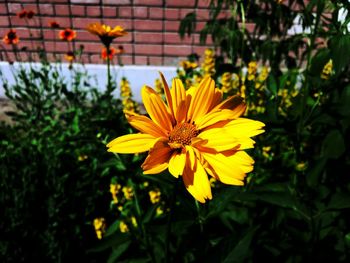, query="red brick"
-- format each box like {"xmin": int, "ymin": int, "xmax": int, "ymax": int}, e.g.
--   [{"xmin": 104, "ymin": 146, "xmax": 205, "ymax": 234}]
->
[
  {"xmin": 164, "ymin": 8, "xmax": 179, "ymax": 20},
  {"xmin": 102, "ymin": 7, "xmax": 116, "ymax": 17},
  {"xmin": 118, "ymin": 7, "xmax": 132, "ymax": 18},
  {"xmin": 71, "ymin": 5, "xmax": 85, "ymax": 16},
  {"xmin": 8, "ymin": 3, "xmax": 22, "ymax": 14},
  {"xmin": 72, "ymin": 17, "xmax": 100, "ymax": 29},
  {"xmin": 149, "ymin": 56, "xmax": 163, "ymax": 65},
  {"xmin": 134, "ymin": 20, "xmax": 162, "ymax": 31},
  {"xmin": 135, "ymin": 44, "xmax": 163, "ymax": 55},
  {"xmin": 71, "ymin": 0, "xmax": 99, "ymax": 4},
  {"xmin": 86, "ymin": 6, "xmax": 101, "ymax": 17},
  {"xmin": 134, "ymin": 0, "xmax": 162, "ymax": 6},
  {"xmin": 41, "ymin": 17, "xmax": 71, "ymax": 28},
  {"xmin": 197, "ymin": 0, "xmax": 210, "ymax": 8},
  {"xmin": 192, "ymin": 9, "xmax": 210, "ymax": 20},
  {"xmin": 135, "ymin": 32, "xmax": 163, "ymax": 44},
  {"xmin": 0, "ymin": 4, "xmax": 7, "ymax": 14},
  {"xmin": 165, "ymin": 21, "xmax": 180, "ymax": 32},
  {"xmin": 164, "ymin": 33, "xmax": 194, "ymax": 45},
  {"xmin": 149, "ymin": 8, "xmax": 163, "ymax": 19},
  {"xmin": 45, "ymin": 0, "xmax": 69, "ymax": 3},
  {"xmin": 0, "ymin": 17, "xmax": 9, "ymax": 26},
  {"xmin": 134, "ymin": 7, "xmax": 148, "ymax": 18},
  {"xmin": 55, "ymin": 5, "xmax": 71, "ymax": 16},
  {"xmin": 164, "ymin": 45, "xmax": 192, "ymax": 56},
  {"xmin": 39, "ymin": 4, "xmax": 54, "ymax": 15},
  {"xmin": 135, "ymin": 56, "xmax": 148, "ymax": 65},
  {"xmin": 192, "ymin": 46, "xmax": 209, "ymax": 56},
  {"xmin": 167, "ymin": 0, "xmax": 196, "ymax": 7},
  {"xmin": 103, "ymin": 0, "xmax": 130, "ymax": 4}
]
